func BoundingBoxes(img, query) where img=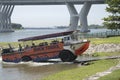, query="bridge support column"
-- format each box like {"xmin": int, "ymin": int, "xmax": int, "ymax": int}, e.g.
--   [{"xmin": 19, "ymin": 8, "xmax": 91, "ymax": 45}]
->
[
  {"xmin": 0, "ymin": 4, "xmax": 14, "ymax": 32},
  {"xmin": 66, "ymin": 3, "xmax": 79, "ymax": 31},
  {"xmin": 66, "ymin": 2, "xmax": 91, "ymax": 32},
  {"xmin": 79, "ymin": 2, "xmax": 92, "ymax": 32}
]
